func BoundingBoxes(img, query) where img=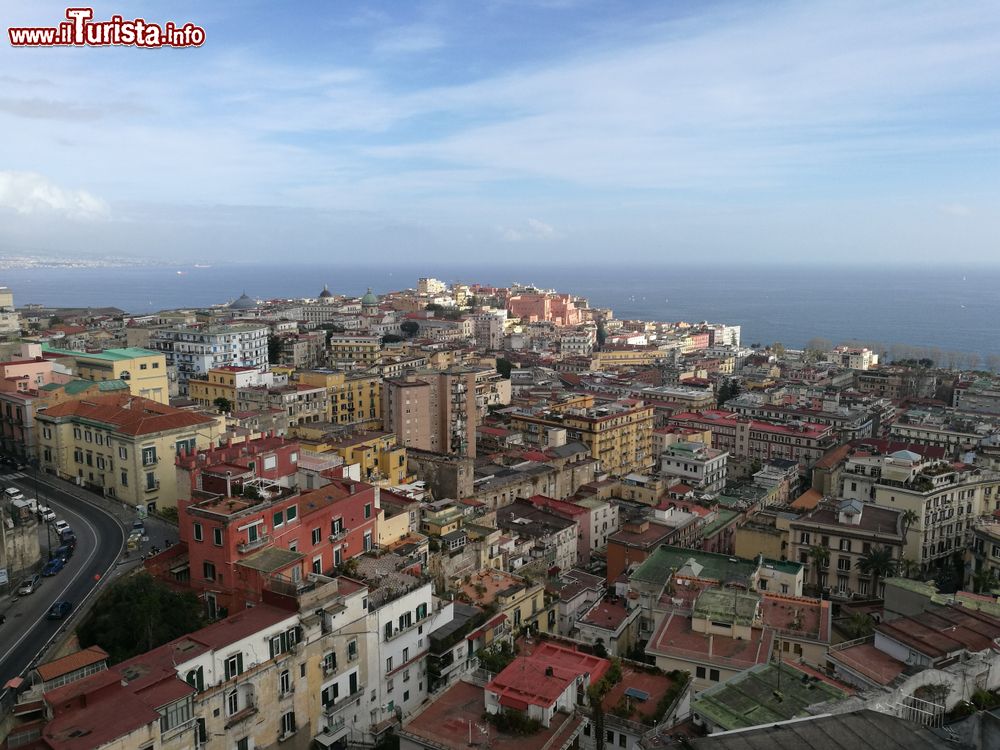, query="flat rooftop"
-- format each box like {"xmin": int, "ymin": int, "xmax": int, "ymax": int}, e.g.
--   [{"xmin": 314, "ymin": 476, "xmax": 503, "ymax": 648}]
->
[{"xmin": 400, "ymin": 681, "xmax": 582, "ymax": 750}]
